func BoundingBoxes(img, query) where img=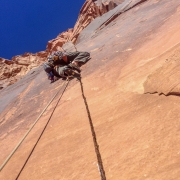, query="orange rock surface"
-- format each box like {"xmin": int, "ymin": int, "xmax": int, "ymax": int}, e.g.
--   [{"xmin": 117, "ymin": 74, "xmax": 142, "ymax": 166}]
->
[
  {"xmin": 0, "ymin": 52, "xmax": 47, "ymax": 89},
  {"xmin": 46, "ymin": 29, "xmax": 73, "ymax": 53},
  {"xmin": 1, "ymin": 0, "xmax": 180, "ymax": 180},
  {"xmin": 0, "ymin": 1, "xmax": 121, "ymax": 89},
  {"xmin": 70, "ymin": 0, "xmax": 125, "ymax": 43}
]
